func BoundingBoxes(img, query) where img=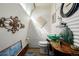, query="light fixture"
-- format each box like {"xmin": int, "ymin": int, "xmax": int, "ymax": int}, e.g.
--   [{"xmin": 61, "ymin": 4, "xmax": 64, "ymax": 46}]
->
[{"xmin": 0, "ymin": 16, "xmax": 25, "ymax": 33}]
